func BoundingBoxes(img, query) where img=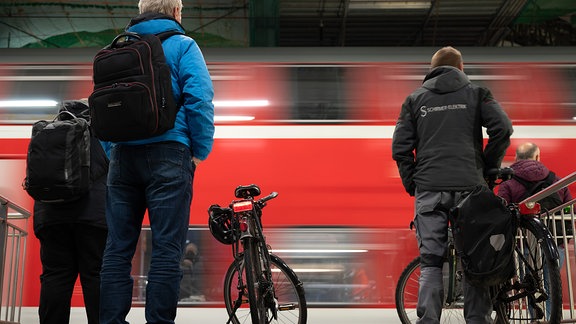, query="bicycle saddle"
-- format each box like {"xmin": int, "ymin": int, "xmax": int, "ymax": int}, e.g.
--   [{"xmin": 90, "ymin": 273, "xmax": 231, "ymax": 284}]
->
[{"xmin": 235, "ymin": 184, "xmax": 261, "ymax": 199}]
